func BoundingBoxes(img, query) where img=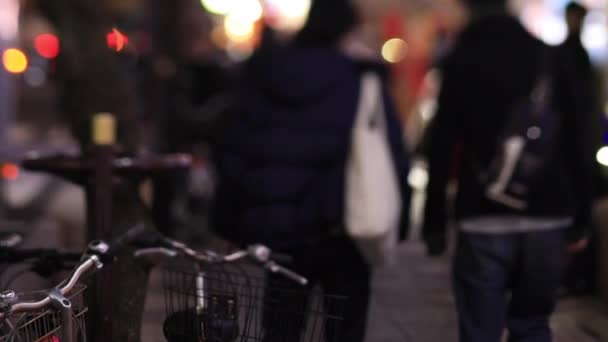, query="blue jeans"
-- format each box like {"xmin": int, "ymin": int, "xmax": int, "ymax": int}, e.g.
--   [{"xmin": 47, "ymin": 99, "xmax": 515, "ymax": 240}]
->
[{"xmin": 453, "ymin": 230, "xmax": 565, "ymax": 342}]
